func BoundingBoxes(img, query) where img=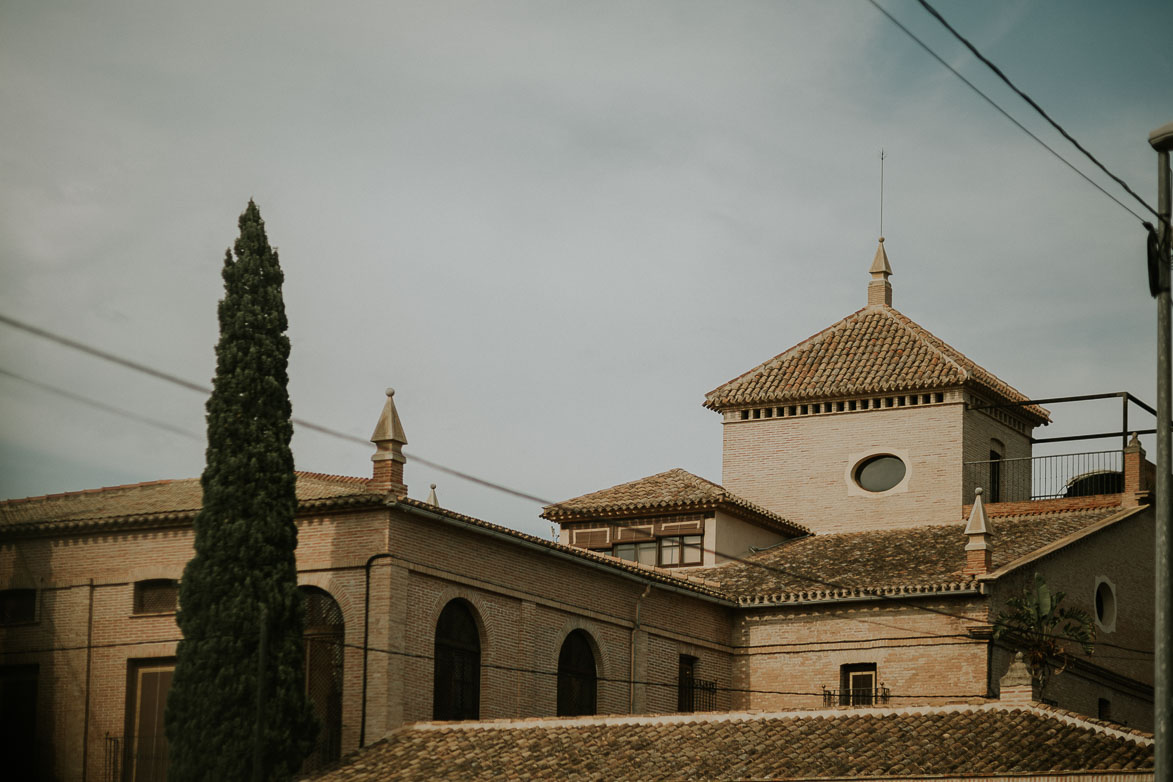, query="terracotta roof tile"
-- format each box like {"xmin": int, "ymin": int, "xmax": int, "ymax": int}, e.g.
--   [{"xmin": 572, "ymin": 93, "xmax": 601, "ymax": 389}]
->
[
  {"xmin": 396, "ymin": 498, "xmax": 730, "ymax": 600},
  {"xmin": 695, "ymin": 505, "xmax": 1131, "ymax": 600},
  {"xmin": 0, "ymin": 472, "xmax": 377, "ymax": 529},
  {"xmin": 303, "ymin": 704, "xmax": 1152, "ymax": 781},
  {"xmin": 541, "ymin": 468, "xmax": 809, "ymax": 536},
  {"xmin": 704, "ymin": 305, "xmax": 1049, "ymax": 423}
]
